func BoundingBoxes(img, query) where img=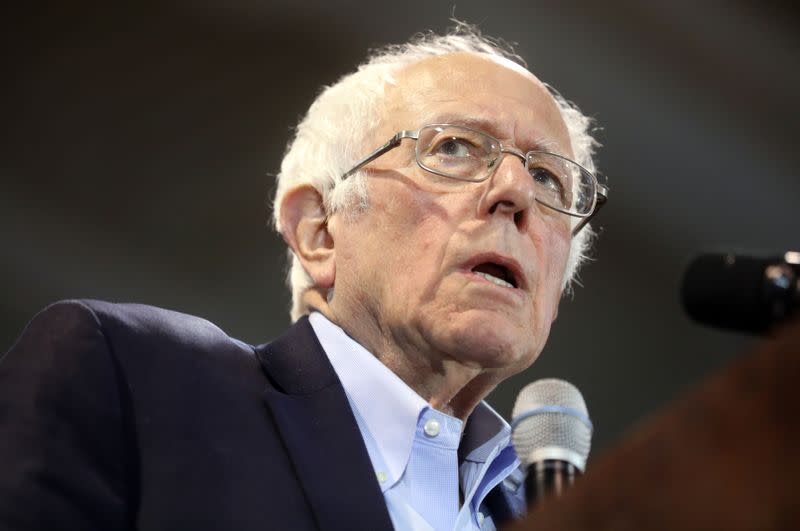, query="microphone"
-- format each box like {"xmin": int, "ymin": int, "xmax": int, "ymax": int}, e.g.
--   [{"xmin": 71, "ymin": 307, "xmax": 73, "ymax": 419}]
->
[
  {"xmin": 682, "ymin": 251, "xmax": 800, "ymax": 334},
  {"xmin": 511, "ymin": 378, "xmax": 592, "ymax": 507}
]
